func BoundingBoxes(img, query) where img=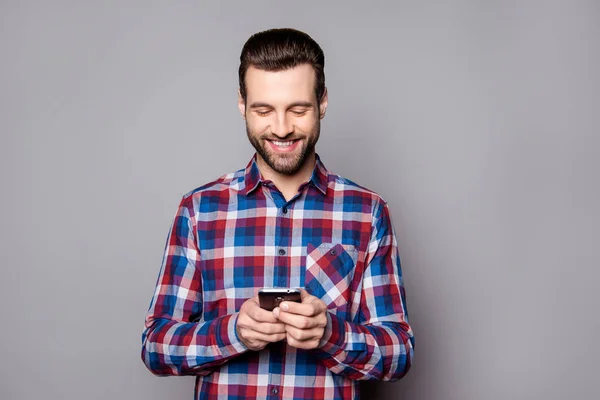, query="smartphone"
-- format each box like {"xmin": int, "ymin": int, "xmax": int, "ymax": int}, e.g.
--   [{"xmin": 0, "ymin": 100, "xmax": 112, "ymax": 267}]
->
[{"xmin": 258, "ymin": 287, "xmax": 302, "ymax": 311}]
